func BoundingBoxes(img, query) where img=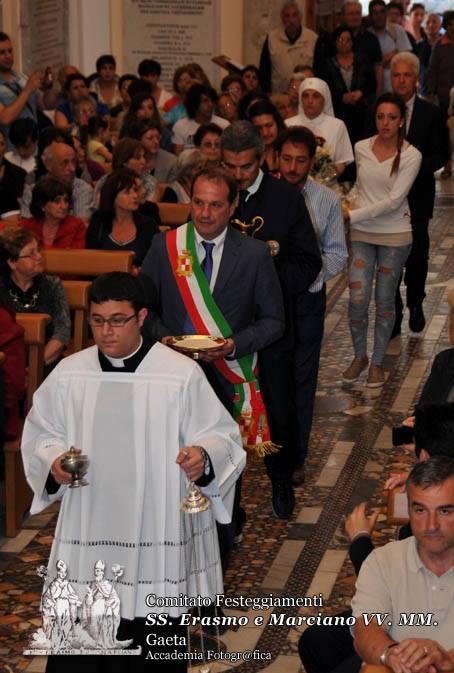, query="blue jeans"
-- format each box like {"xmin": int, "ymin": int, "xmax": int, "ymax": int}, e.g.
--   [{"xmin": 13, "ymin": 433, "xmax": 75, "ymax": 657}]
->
[{"xmin": 348, "ymin": 241, "xmax": 411, "ymax": 365}]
